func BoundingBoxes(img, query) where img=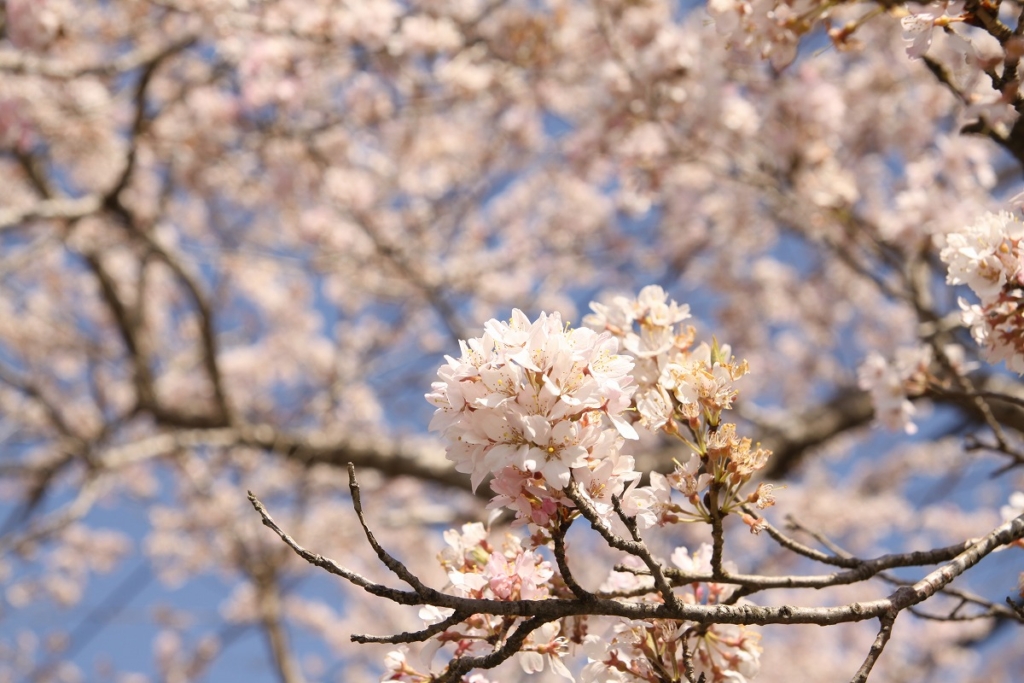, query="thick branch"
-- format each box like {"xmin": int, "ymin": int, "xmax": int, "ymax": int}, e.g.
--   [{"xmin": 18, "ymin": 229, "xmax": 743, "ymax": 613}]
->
[{"xmin": 662, "ymin": 536, "xmax": 981, "ymax": 592}]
